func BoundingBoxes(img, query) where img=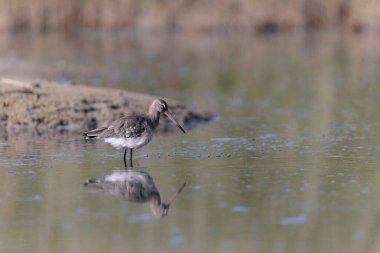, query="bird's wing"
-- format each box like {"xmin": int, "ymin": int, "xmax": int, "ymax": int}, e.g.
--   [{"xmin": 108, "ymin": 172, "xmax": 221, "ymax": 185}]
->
[
  {"xmin": 84, "ymin": 115, "xmax": 148, "ymax": 139},
  {"xmin": 83, "ymin": 126, "xmax": 108, "ymax": 139},
  {"xmin": 112, "ymin": 115, "xmax": 148, "ymax": 138},
  {"xmin": 83, "ymin": 115, "xmax": 148, "ymax": 139}
]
